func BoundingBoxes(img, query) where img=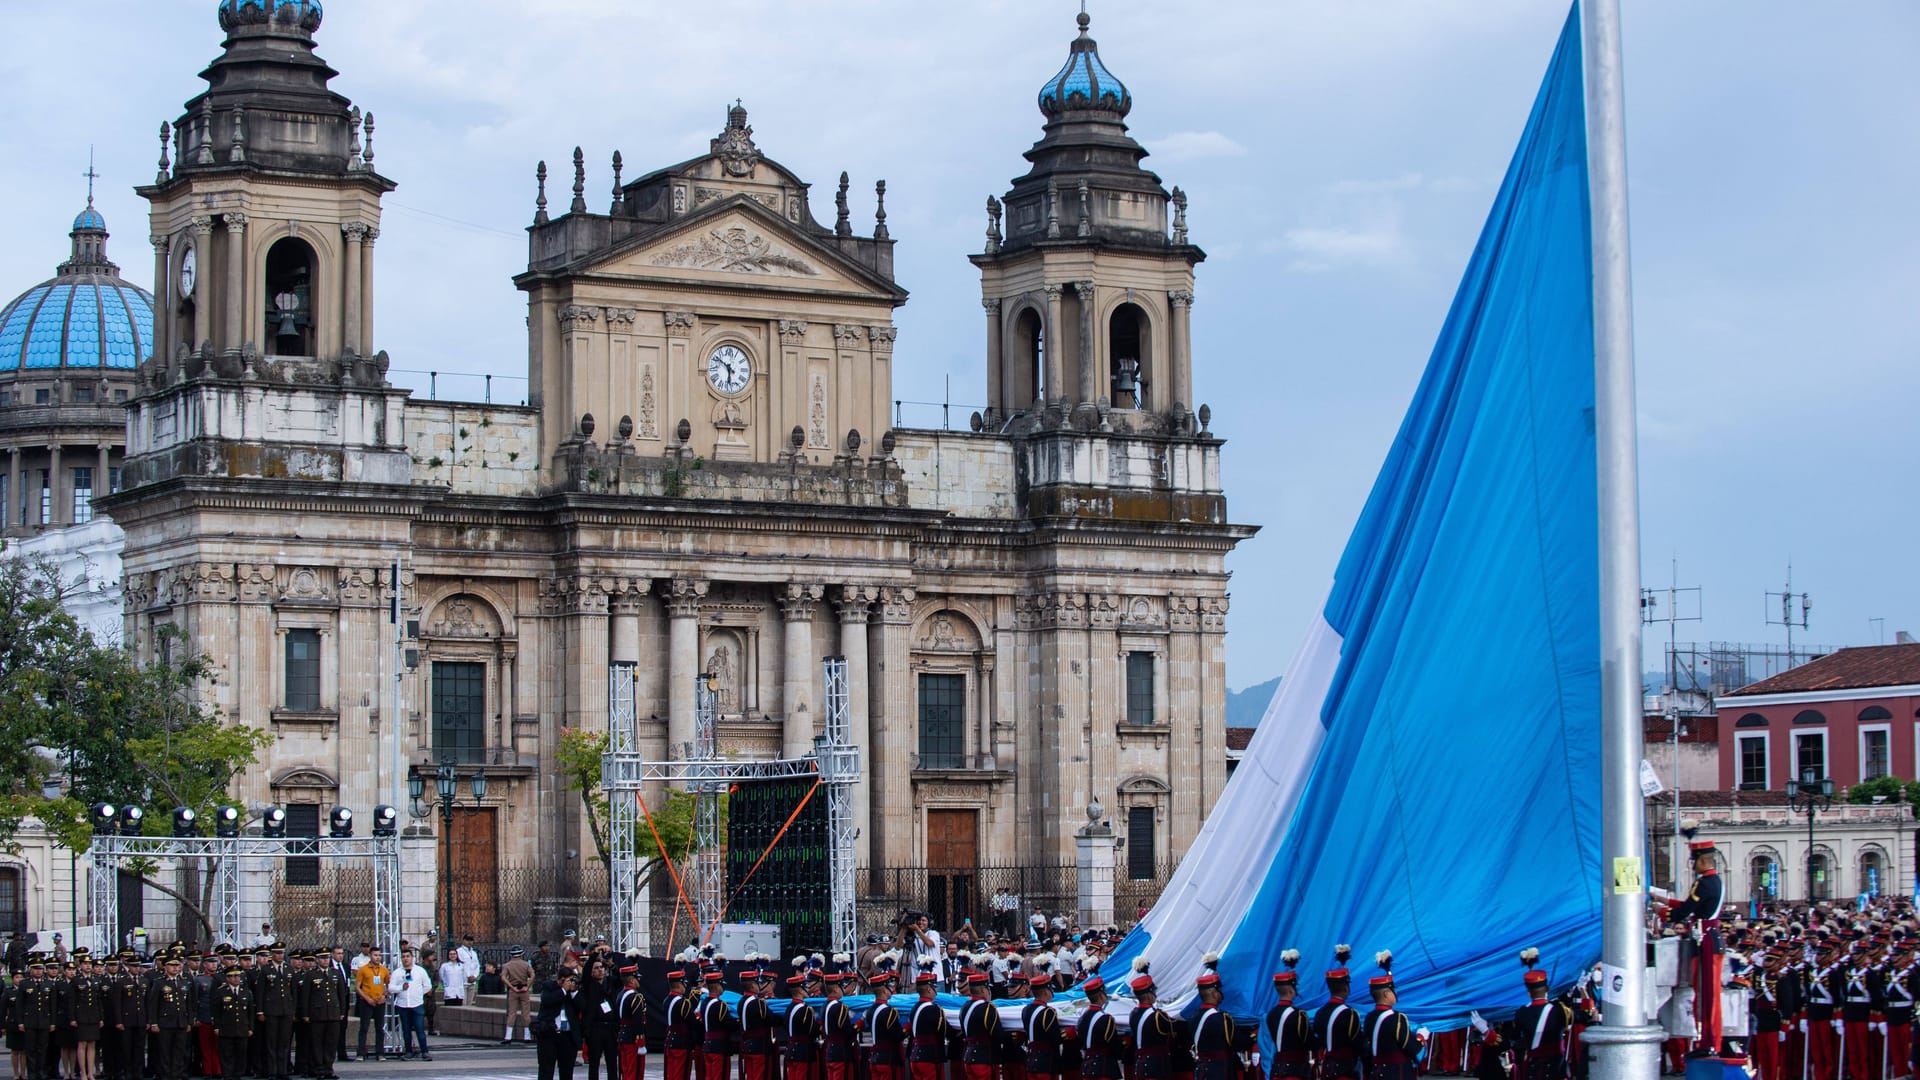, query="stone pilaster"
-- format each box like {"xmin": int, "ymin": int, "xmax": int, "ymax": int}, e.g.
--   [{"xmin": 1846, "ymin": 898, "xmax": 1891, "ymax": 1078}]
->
[
  {"xmin": 222, "ymin": 212, "xmax": 248, "ymax": 353},
  {"xmin": 836, "ymin": 586, "xmax": 876, "ymax": 867},
  {"xmin": 779, "ymin": 583, "xmax": 824, "ymax": 757},
  {"xmin": 662, "ymin": 578, "xmax": 706, "ymax": 759},
  {"xmin": 871, "ymin": 585, "xmax": 915, "ymax": 866}
]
